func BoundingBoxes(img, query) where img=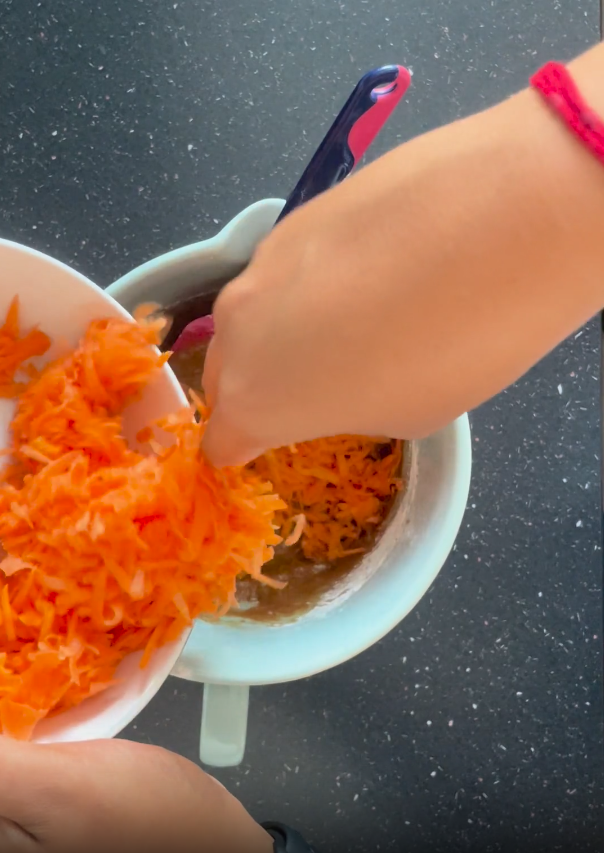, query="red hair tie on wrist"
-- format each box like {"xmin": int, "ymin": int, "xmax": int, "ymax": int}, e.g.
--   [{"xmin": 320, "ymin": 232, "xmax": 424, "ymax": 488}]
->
[{"xmin": 530, "ymin": 60, "xmax": 604, "ymax": 166}]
